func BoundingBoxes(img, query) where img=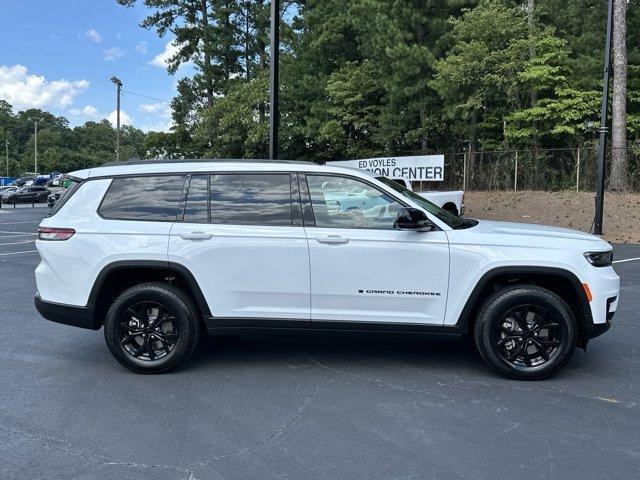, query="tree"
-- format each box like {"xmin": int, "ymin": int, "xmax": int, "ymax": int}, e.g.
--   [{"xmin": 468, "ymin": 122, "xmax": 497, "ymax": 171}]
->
[
  {"xmin": 610, "ymin": 0, "xmax": 628, "ymax": 191},
  {"xmin": 116, "ymin": 0, "xmax": 241, "ymax": 107},
  {"xmin": 432, "ymin": 0, "xmax": 531, "ymax": 153}
]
